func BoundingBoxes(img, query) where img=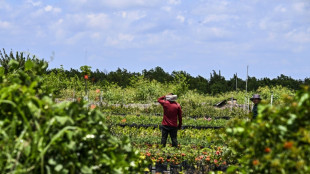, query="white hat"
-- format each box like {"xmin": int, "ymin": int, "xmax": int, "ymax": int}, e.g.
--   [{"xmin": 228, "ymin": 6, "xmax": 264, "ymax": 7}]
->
[{"xmin": 165, "ymin": 95, "xmax": 178, "ymax": 101}]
